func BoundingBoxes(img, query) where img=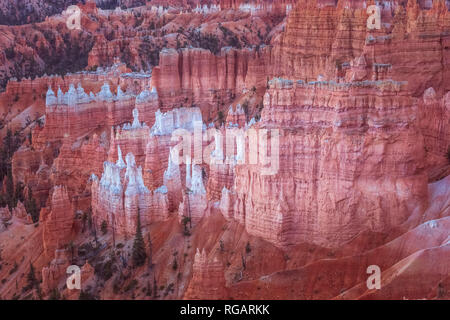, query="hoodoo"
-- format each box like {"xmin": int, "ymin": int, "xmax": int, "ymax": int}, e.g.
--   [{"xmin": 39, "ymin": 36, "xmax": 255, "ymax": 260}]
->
[{"xmin": 0, "ymin": 0, "xmax": 448, "ymax": 301}]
